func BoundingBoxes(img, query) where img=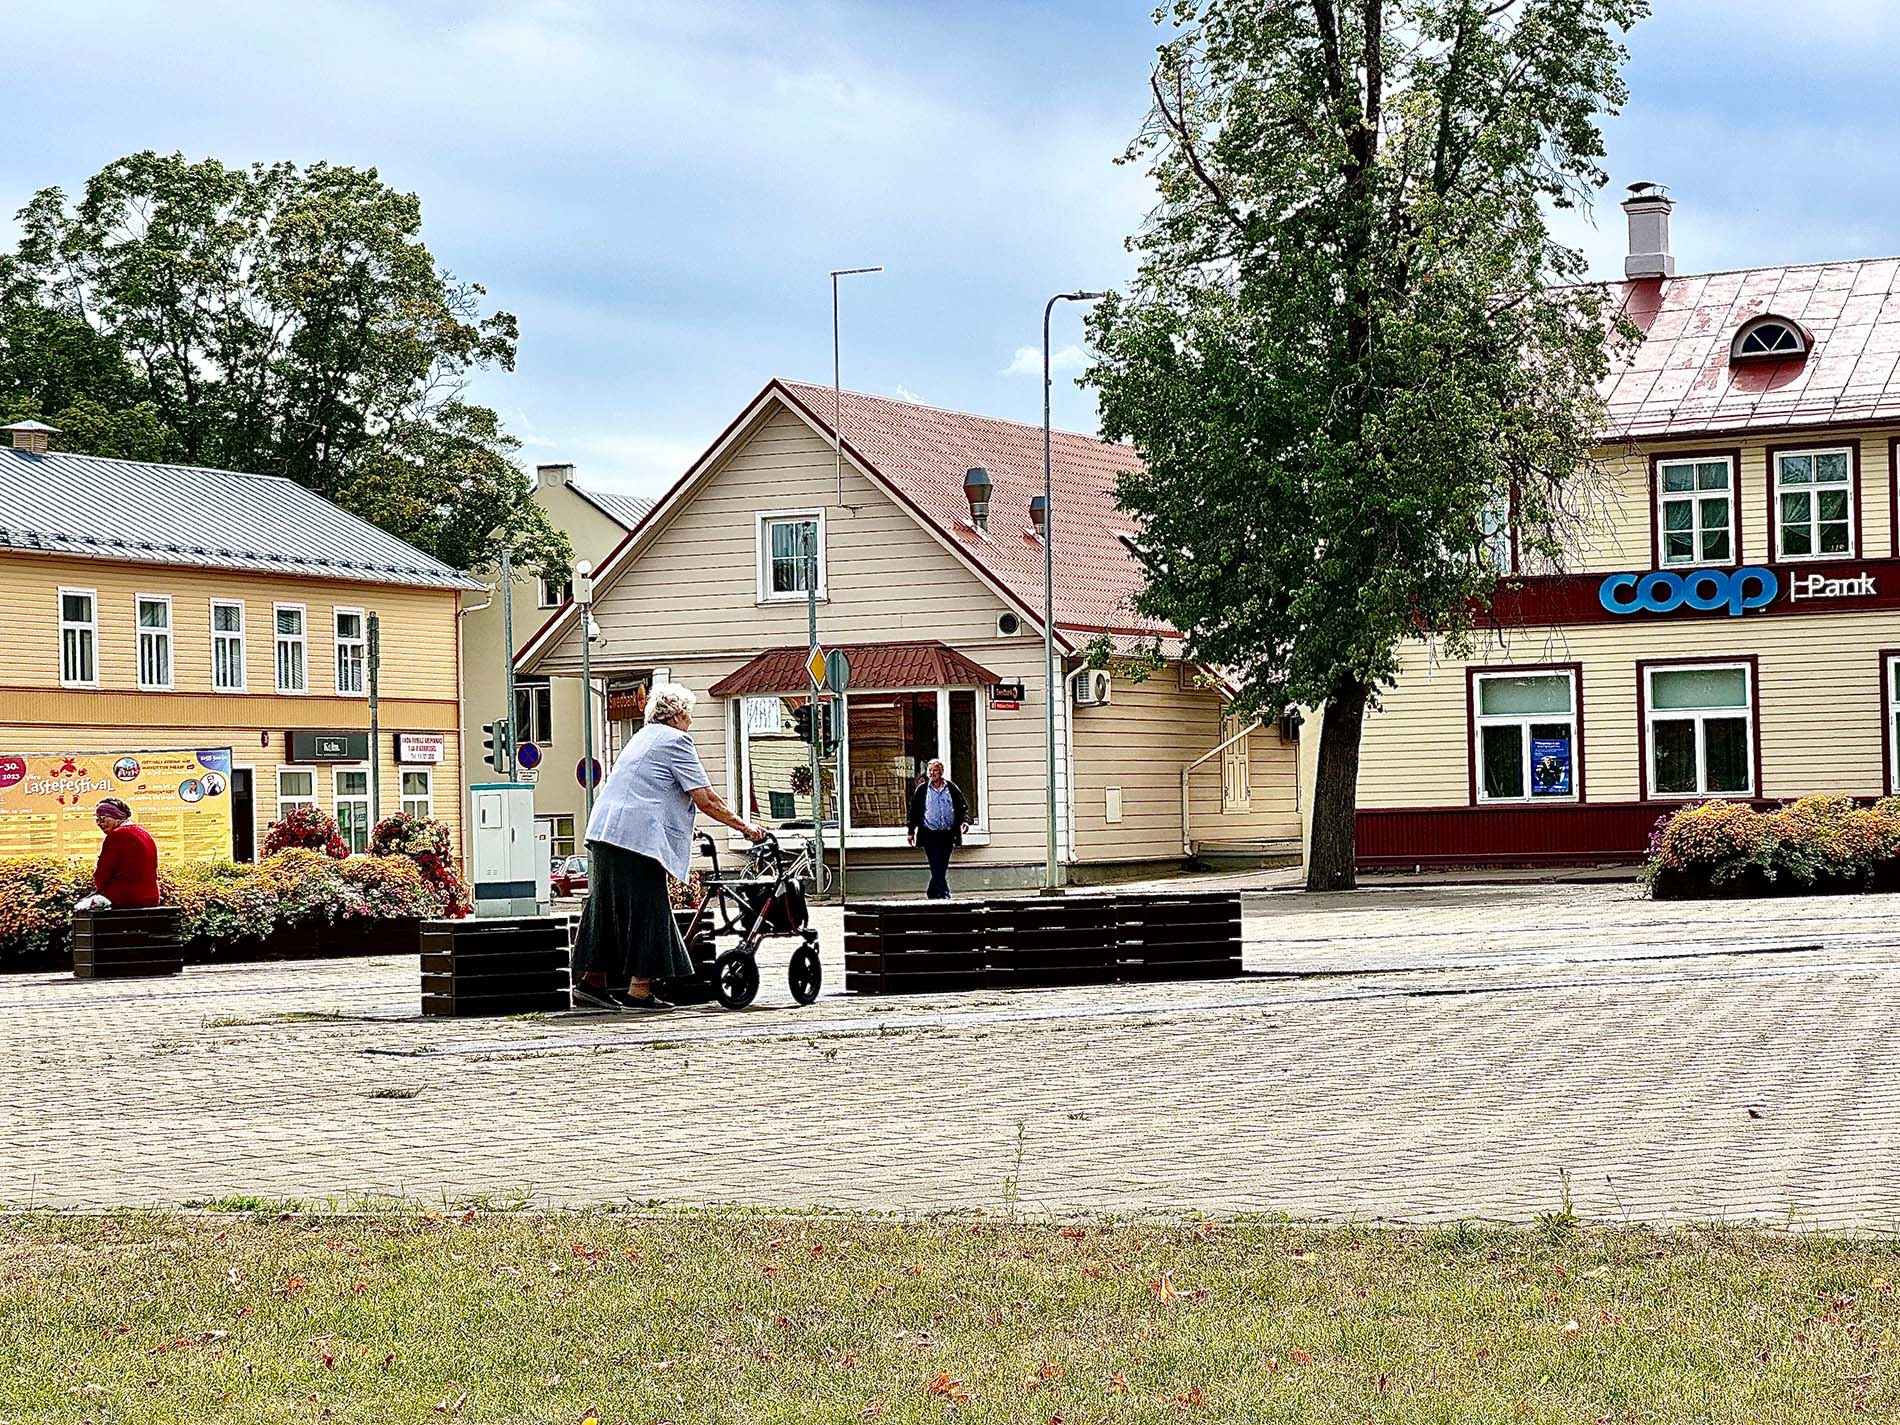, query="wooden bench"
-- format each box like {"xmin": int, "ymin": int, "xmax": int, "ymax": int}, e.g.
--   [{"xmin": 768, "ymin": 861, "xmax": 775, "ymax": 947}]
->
[
  {"xmin": 72, "ymin": 907, "xmax": 184, "ymax": 980},
  {"xmin": 419, "ymin": 917, "xmax": 570, "ymax": 1017}
]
